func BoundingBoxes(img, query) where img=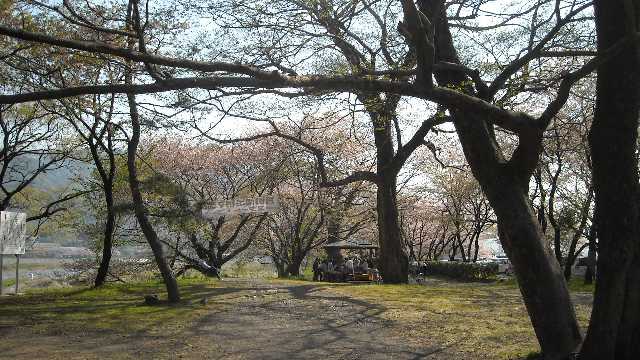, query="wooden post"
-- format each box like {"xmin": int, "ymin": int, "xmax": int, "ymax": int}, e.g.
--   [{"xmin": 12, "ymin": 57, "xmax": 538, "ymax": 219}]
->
[
  {"xmin": 0, "ymin": 254, "xmax": 3, "ymax": 295},
  {"xmin": 15, "ymin": 254, "xmax": 19, "ymax": 294}
]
